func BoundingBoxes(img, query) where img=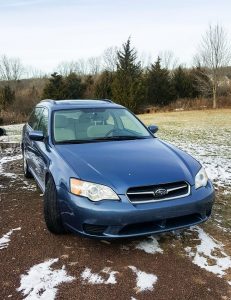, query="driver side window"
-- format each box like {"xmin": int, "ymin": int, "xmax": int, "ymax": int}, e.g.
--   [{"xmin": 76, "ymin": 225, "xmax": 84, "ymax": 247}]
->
[
  {"xmin": 37, "ymin": 108, "xmax": 49, "ymax": 136},
  {"xmin": 28, "ymin": 107, "xmax": 44, "ymax": 130}
]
